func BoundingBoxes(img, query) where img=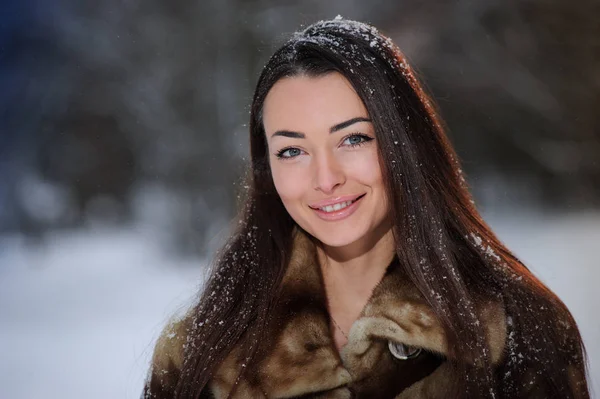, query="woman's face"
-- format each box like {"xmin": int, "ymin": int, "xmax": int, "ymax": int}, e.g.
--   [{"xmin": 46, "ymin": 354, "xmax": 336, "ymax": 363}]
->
[{"xmin": 263, "ymin": 72, "xmax": 390, "ymax": 250}]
